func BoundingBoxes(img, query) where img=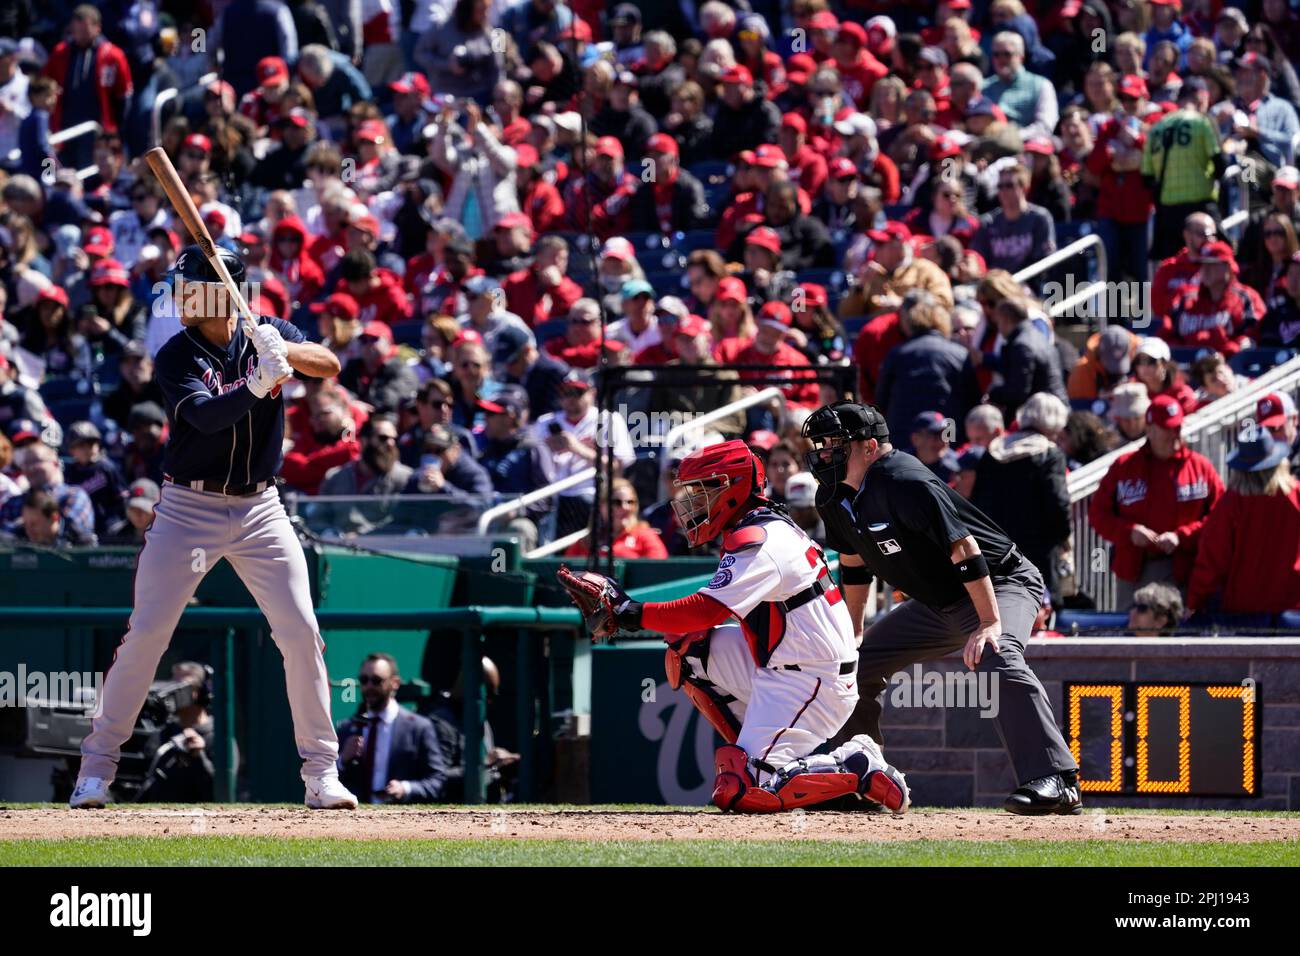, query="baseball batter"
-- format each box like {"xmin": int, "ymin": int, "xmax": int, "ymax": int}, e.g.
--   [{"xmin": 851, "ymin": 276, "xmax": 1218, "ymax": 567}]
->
[
  {"xmin": 560, "ymin": 440, "xmax": 909, "ymax": 813},
  {"xmin": 71, "ymin": 246, "xmax": 357, "ymax": 810}
]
